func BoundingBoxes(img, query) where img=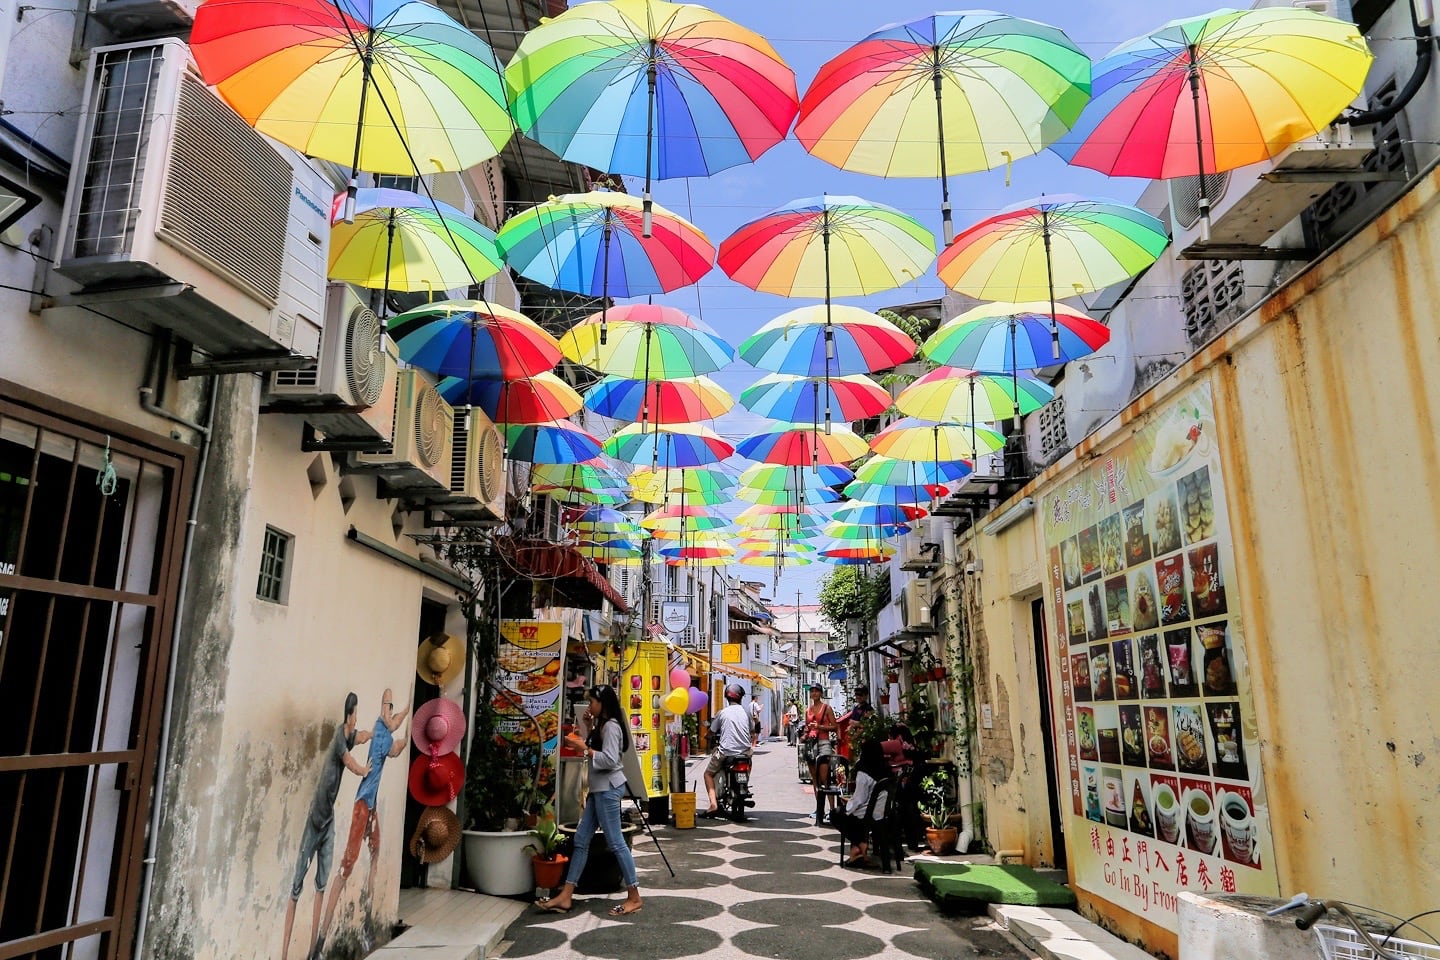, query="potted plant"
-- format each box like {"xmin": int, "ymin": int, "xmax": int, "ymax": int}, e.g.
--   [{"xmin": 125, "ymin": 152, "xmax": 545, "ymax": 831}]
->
[
  {"xmin": 461, "ymin": 701, "xmax": 544, "ymax": 897},
  {"xmin": 525, "ymin": 817, "xmax": 569, "ymax": 892},
  {"xmin": 918, "ymin": 767, "xmax": 959, "ymax": 854}
]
